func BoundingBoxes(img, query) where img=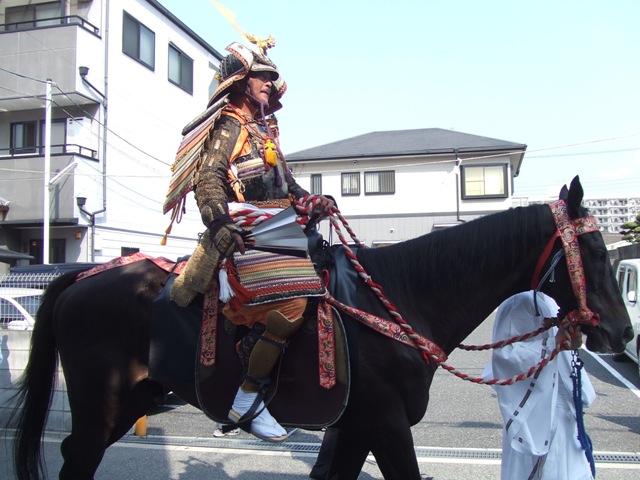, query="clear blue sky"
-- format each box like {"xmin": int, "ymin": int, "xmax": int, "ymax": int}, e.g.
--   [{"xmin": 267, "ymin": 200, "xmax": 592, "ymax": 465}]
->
[{"xmin": 158, "ymin": 0, "xmax": 640, "ymax": 199}]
